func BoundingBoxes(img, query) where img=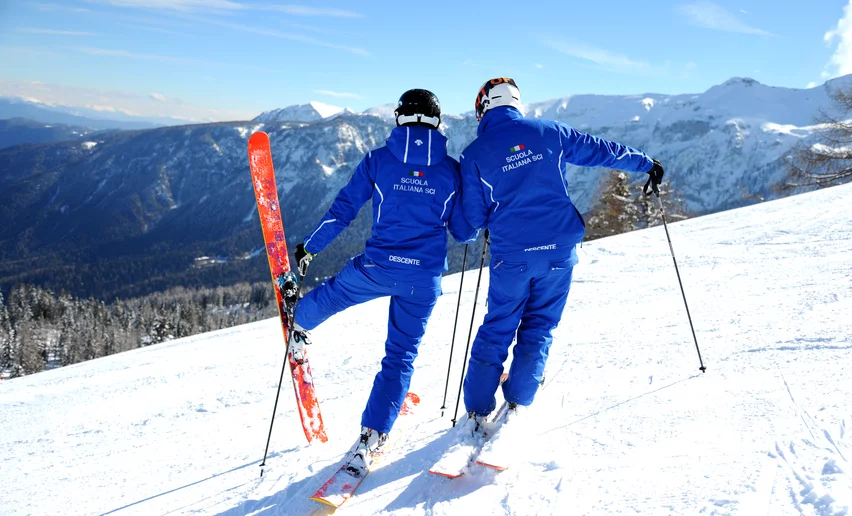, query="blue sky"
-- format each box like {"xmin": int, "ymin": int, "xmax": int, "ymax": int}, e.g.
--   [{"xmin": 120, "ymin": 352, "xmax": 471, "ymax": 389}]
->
[{"xmin": 1, "ymin": 0, "xmax": 851, "ymax": 121}]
